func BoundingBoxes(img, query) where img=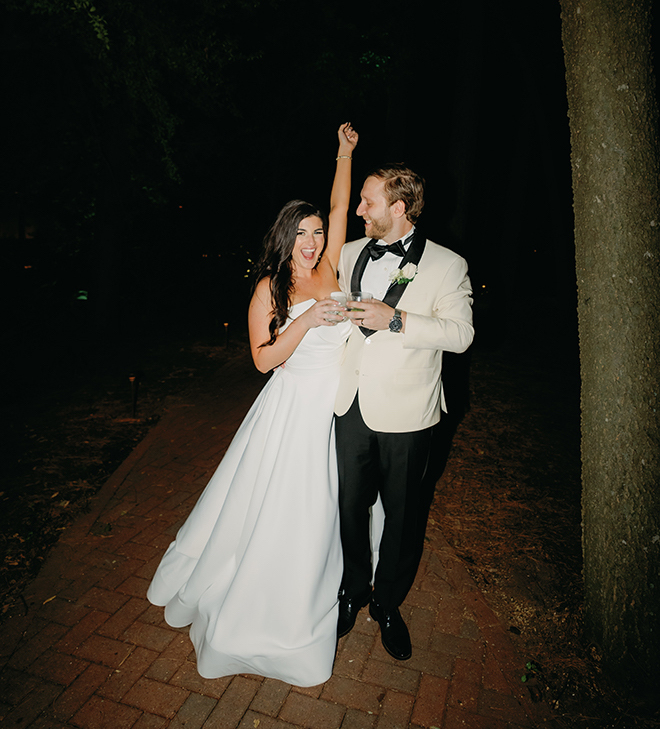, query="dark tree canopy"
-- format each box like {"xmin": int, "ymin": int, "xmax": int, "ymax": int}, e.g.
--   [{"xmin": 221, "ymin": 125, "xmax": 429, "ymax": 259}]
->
[{"xmin": 2, "ymin": 1, "xmax": 571, "ymax": 383}]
